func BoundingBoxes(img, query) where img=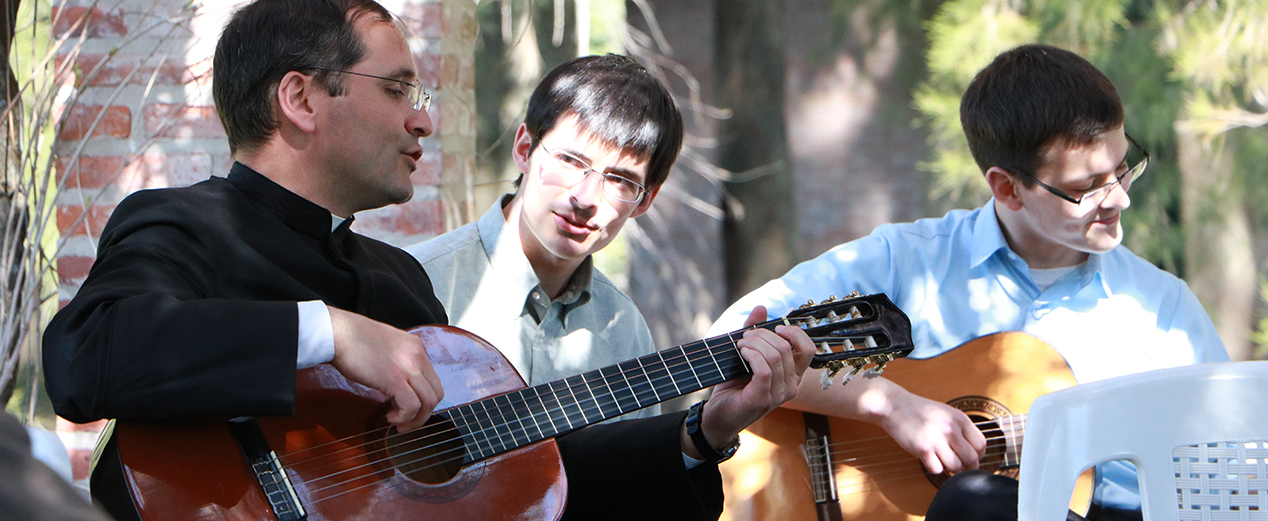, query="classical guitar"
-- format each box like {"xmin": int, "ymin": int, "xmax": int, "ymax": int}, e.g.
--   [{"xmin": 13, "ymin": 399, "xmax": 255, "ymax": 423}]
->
[
  {"xmin": 90, "ymin": 293, "xmax": 914, "ymax": 521},
  {"xmin": 719, "ymin": 331, "xmax": 1092, "ymax": 521}
]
